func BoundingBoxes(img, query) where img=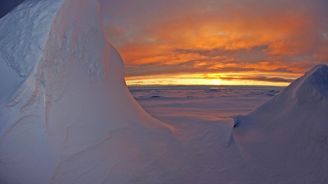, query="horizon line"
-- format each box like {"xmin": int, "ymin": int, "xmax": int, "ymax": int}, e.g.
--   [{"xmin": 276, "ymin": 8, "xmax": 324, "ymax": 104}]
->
[{"xmin": 126, "ymin": 84, "xmax": 287, "ymax": 87}]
